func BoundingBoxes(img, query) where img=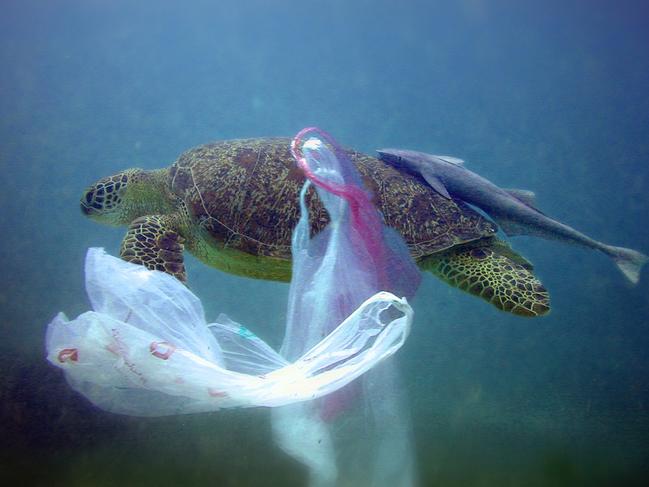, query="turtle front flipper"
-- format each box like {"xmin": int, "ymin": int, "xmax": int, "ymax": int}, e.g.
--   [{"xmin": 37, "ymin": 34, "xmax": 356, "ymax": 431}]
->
[
  {"xmin": 120, "ymin": 215, "xmax": 187, "ymax": 282},
  {"xmin": 420, "ymin": 241, "xmax": 550, "ymax": 317}
]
